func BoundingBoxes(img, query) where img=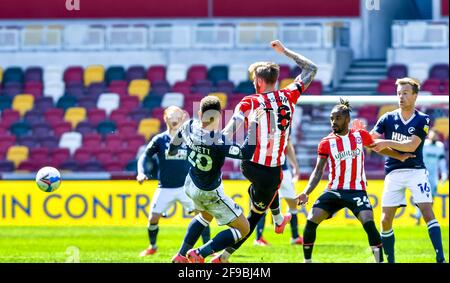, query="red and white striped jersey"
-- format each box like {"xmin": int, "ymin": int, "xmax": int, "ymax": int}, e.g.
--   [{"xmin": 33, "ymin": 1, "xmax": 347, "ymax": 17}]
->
[
  {"xmin": 318, "ymin": 129, "xmax": 374, "ymax": 190},
  {"xmin": 233, "ymin": 80, "xmax": 305, "ymax": 167}
]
